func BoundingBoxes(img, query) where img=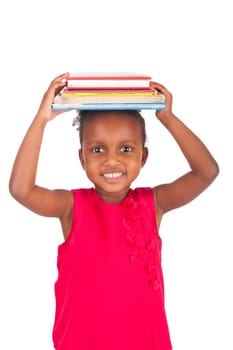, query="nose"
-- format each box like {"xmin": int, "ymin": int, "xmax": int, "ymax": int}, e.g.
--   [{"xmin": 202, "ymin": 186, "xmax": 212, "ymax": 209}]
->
[{"xmin": 103, "ymin": 150, "xmax": 121, "ymax": 165}]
